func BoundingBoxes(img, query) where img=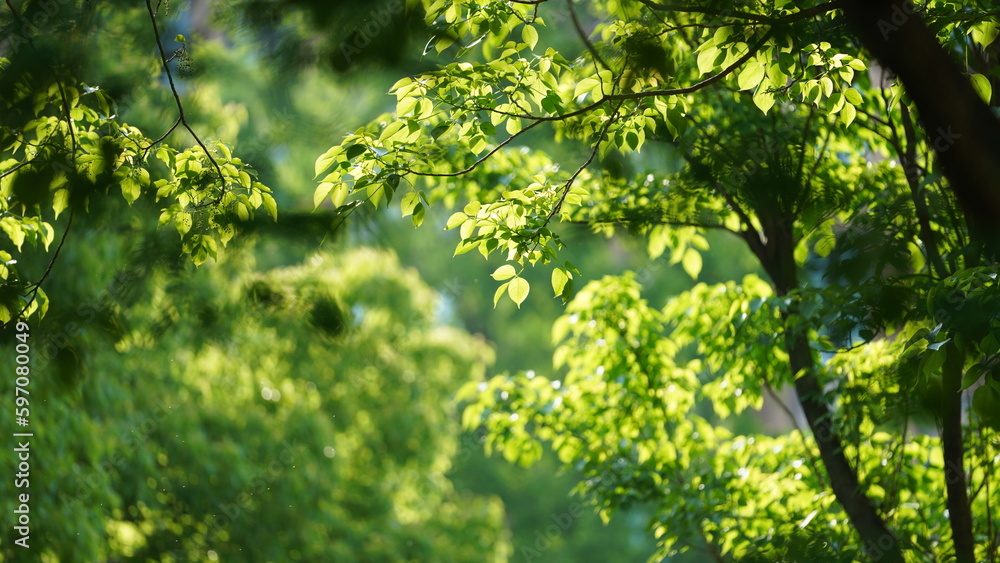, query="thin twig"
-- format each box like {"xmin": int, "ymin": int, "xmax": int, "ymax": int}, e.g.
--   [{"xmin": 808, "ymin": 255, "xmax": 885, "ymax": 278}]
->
[
  {"xmin": 144, "ymin": 0, "xmax": 227, "ymax": 204},
  {"xmin": 481, "ymin": 27, "xmax": 777, "ymax": 125},
  {"xmin": 399, "ymin": 115, "xmax": 549, "ymax": 177},
  {"xmin": 143, "ymin": 117, "xmax": 182, "ymax": 151},
  {"xmin": 12, "ymin": 76, "xmax": 80, "ymax": 320},
  {"xmin": 0, "ymin": 158, "xmax": 38, "ymax": 180},
  {"xmin": 17, "ymin": 210, "xmax": 74, "ymax": 320},
  {"xmin": 573, "ymin": 218, "xmax": 736, "ymax": 234},
  {"xmin": 57, "ymin": 80, "xmax": 78, "ymax": 158},
  {"xmin": 636, "ymin": 0, "xmax": 843, "ymax": 25},
  {"xmin": 567, "ymin": 0, "xmax": 611, "ymax": 71},
  {"xmin": 544, "ymin": 100, "xmax": 624, "ymax": 227}
]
